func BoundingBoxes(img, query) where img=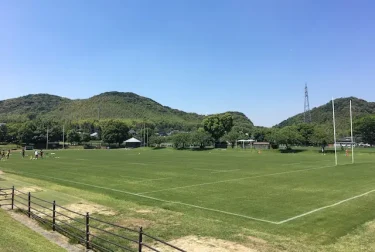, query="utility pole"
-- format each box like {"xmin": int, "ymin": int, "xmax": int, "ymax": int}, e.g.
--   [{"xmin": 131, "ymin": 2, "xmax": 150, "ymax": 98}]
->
[
  {"xmin": 143, "ymin": 122, "xmax": 146, "ymax": 147},
  {"xmin": 46, "ymin": 127, "xmax": 49, "ymax": 150},
  {"xmin": 63, "ymin": 125, "xmax": 65, "ymax": 149},
  {"xmin": 304, "ymin": 83, "xmax": 312, "ymax": 123},
  {"xmin": 147, "ymin": 128, "xmax": 149, "ymax": 147}
]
